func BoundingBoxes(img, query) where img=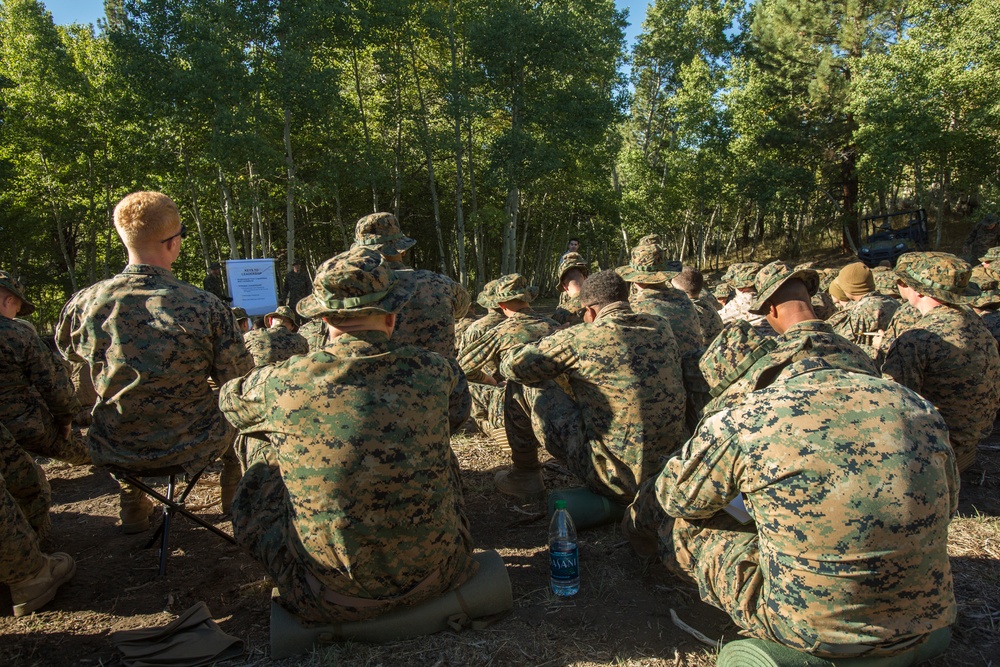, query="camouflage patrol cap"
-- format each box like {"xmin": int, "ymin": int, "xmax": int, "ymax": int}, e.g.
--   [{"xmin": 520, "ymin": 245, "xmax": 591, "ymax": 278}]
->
[
  {"xmin": 616, "ymin": 244, "xmax": 678, "ymax": 284},
  {"xmin": 266, "ymin": 305, "xmax": 298, "ymax": 331},
  {"xmin": 554, "ymin": 252, "xmax": 589, "ymax": 291},
  {"xmin": 231, "ymin": 306, "xmax": 249, "ymax": 321},
  {"xmin": 0, "ymin": 270, "xmax": 35, "ymax": 317},
  {"xmin": 296, "ymin": 247, "xmax": 415, "ymax": 319},
  {"xmin": 969, "ymin": 266, "xmax": 1000, "ymax": 308},
  {"xmin": 493, "ymin": 274, "xmax": 538, "ymax": 304},
  {"xmin": 699, "ymin": 320, "xmax": 777, "ymax": 399},
  {"xmin": 894, "ymin": 251, "xmax": 978, "ymax": 306},
  {"xmin": 748, "ymin": 261, "xmax": 820, "ymax": 314},
  {"xmin": 352, "ymin": 212, "xmax": 417, "ymax": 255},
  {"xmin": 979, "ymin": 246, "xmax": 1000, "ymax": 263},
  {"xmin": 477, "ymin": 279, "xmax": 500, "ymax": 309},
  {"xmin": 721, "ymin": 262, "xmax": 763, "ymax": 289}
]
